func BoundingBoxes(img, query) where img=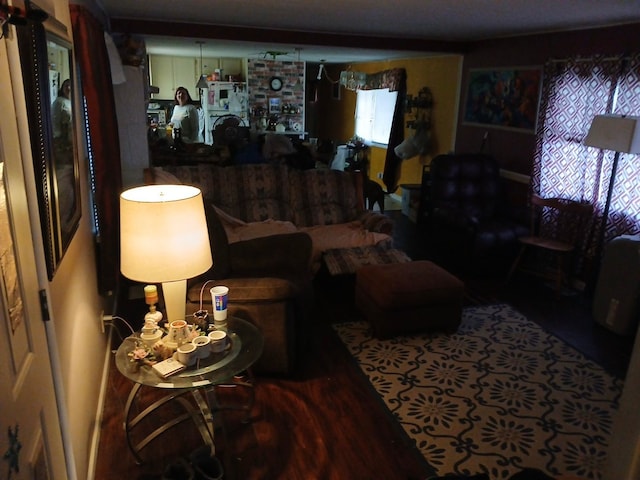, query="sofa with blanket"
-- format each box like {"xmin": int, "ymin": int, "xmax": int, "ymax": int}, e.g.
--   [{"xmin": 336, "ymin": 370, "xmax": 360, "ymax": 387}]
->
[{"xmin": 145, "ymin": 163, "xmax": 394, "ymax": 374}]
